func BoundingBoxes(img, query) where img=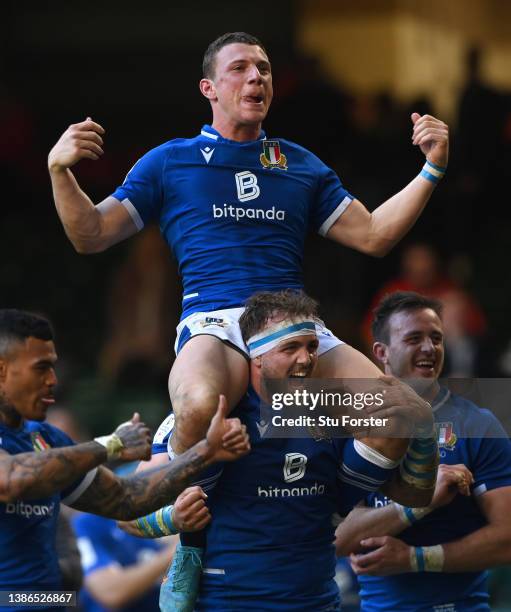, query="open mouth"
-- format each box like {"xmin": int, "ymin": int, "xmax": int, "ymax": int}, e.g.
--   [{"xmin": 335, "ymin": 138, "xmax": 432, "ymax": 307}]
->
[
  {"xmin": 414, "ymin": 360, "xmax": 435, "ymax": 373},
  {"xmin": 243, "ymin": 95, "xmax": 264, "ymax": 104}
]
